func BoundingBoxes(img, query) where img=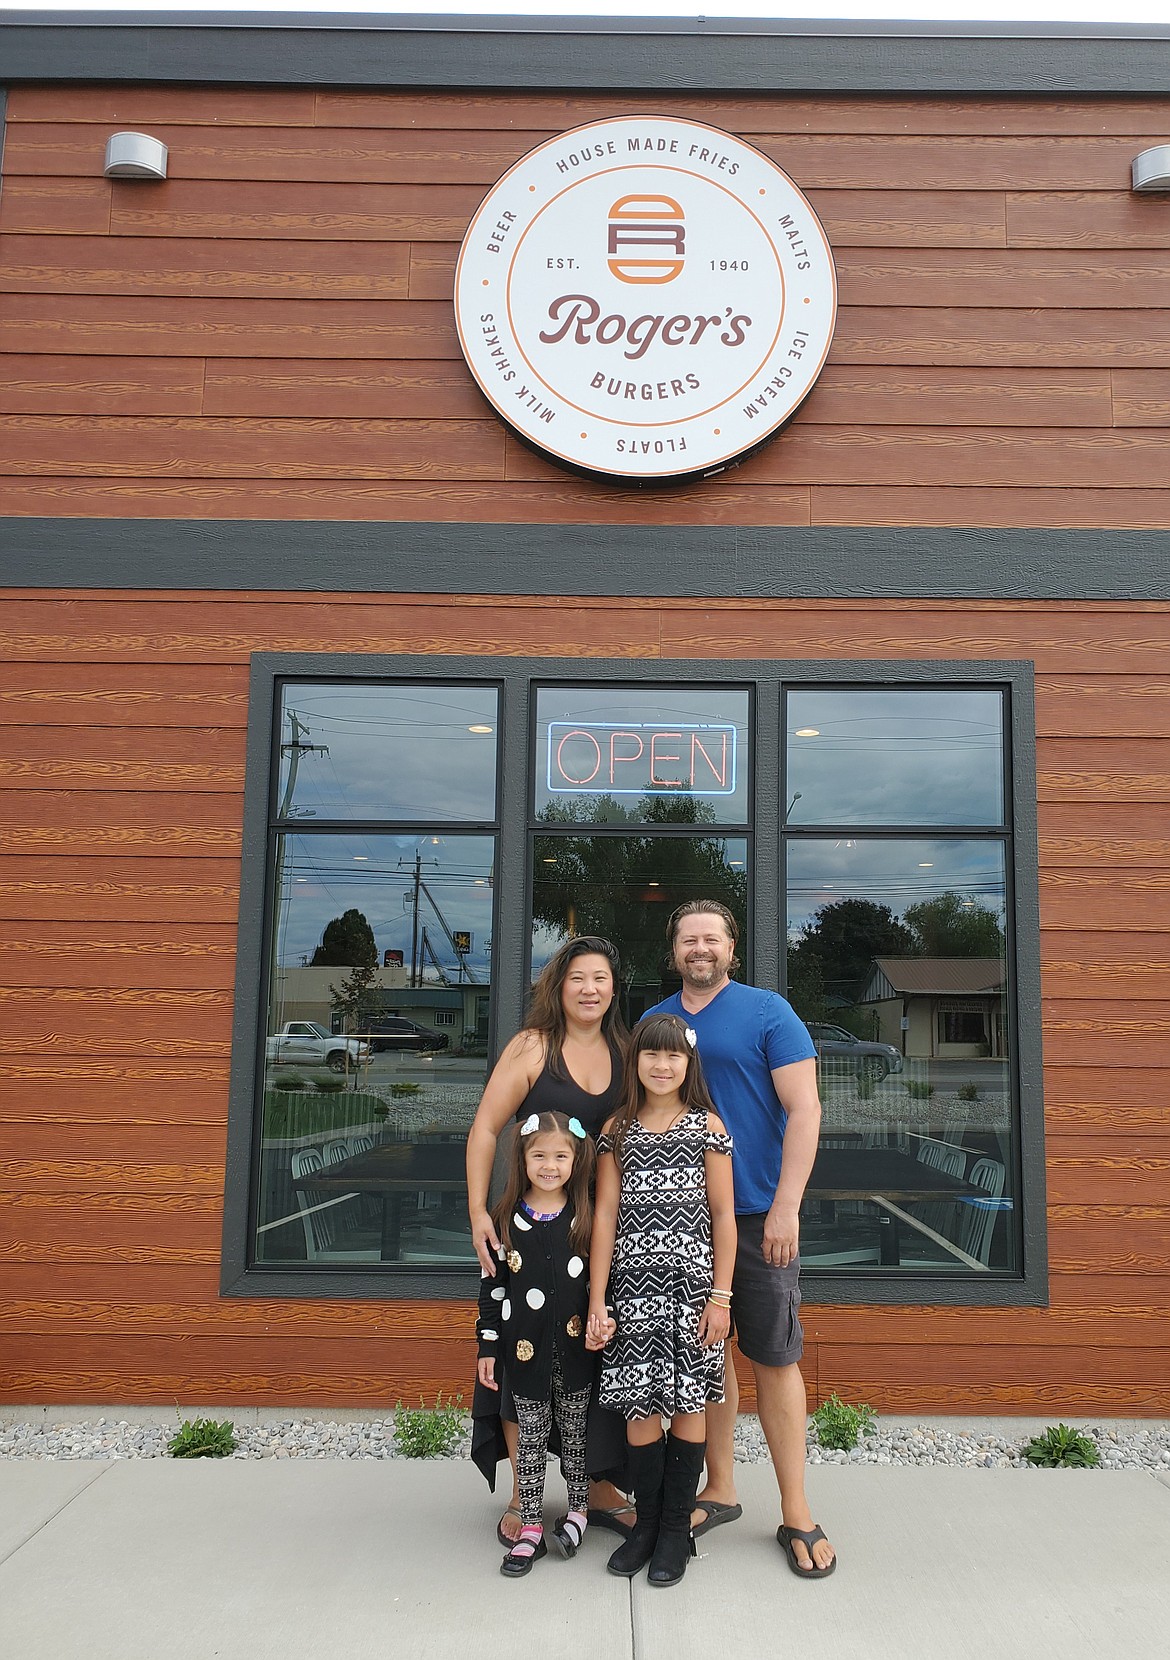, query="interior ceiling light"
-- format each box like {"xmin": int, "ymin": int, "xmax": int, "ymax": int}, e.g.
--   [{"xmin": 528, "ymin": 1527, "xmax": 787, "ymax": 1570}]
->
[{"xmin": 794, "ymin": 727, "xmax": 820, "ymax": 737}]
